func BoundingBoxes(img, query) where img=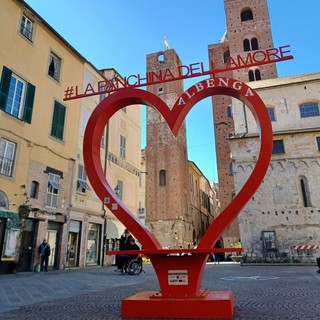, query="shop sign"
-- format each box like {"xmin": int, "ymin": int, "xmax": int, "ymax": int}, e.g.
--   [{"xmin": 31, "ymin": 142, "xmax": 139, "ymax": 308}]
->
[{"xmin": 28, "ymin": 211, "xmax": 66, "ymax": 223}]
